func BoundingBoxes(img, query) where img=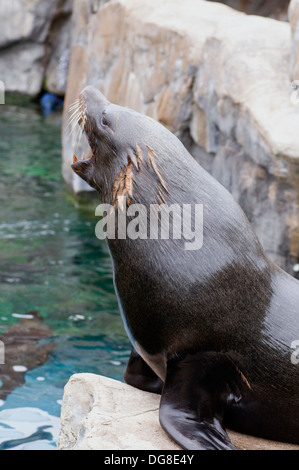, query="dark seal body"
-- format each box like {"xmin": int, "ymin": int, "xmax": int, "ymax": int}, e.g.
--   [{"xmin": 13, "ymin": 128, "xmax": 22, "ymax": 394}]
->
[{"xmin": 71, "ymin": 86, "xmax": 299, "ymax": 450}]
